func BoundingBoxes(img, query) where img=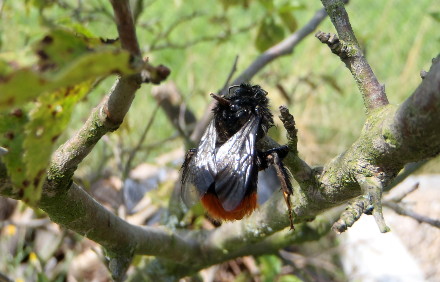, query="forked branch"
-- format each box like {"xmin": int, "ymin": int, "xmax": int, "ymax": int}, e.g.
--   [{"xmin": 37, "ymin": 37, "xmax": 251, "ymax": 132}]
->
[{"xmin": 318, "ymin": 0, "xmax": 388, "ymax": 111}]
